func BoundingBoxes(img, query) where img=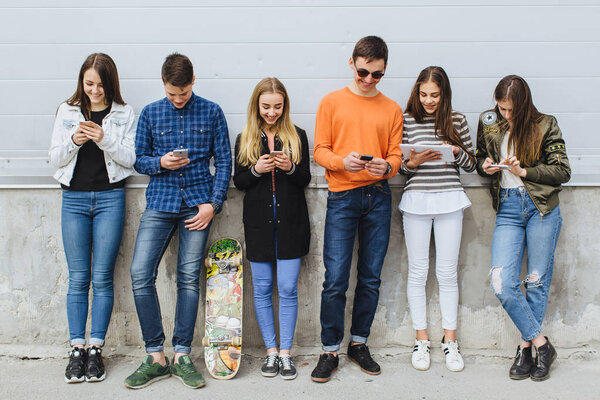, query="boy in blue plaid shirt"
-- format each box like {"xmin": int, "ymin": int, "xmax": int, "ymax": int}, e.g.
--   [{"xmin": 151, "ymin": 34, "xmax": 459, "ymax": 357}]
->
[{"xmin": 125, "ymin": 53, "xmax": 231, "ymax": 390}]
